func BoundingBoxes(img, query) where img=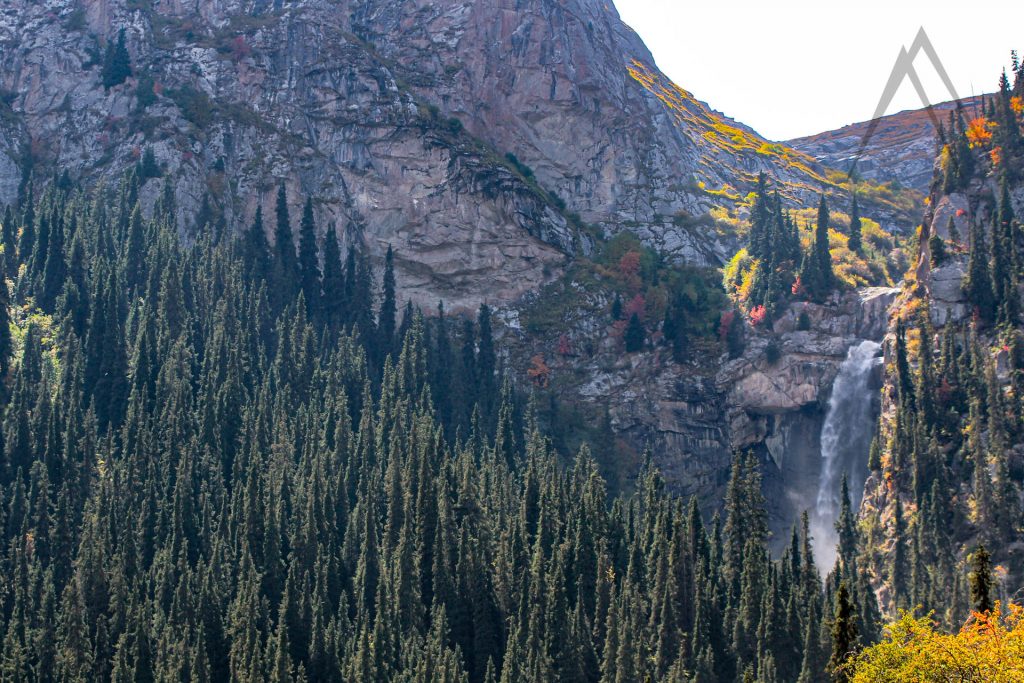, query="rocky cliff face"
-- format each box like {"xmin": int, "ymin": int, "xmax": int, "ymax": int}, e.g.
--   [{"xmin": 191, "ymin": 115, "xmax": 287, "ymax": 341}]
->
[
  {"xmin": 717, "ymin": 288, "xmax": 895, "ymax": 541},
  {"xmin": 788, "ymin": 96, "xmax": 987, "ymax": 194},
  {"xmin": 499, "ymin": 284, "xmax": 897, "ymax": 540},
  {"xmin": 2, "ymin": 0, "xmax": 863, "ymax": 310}
]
